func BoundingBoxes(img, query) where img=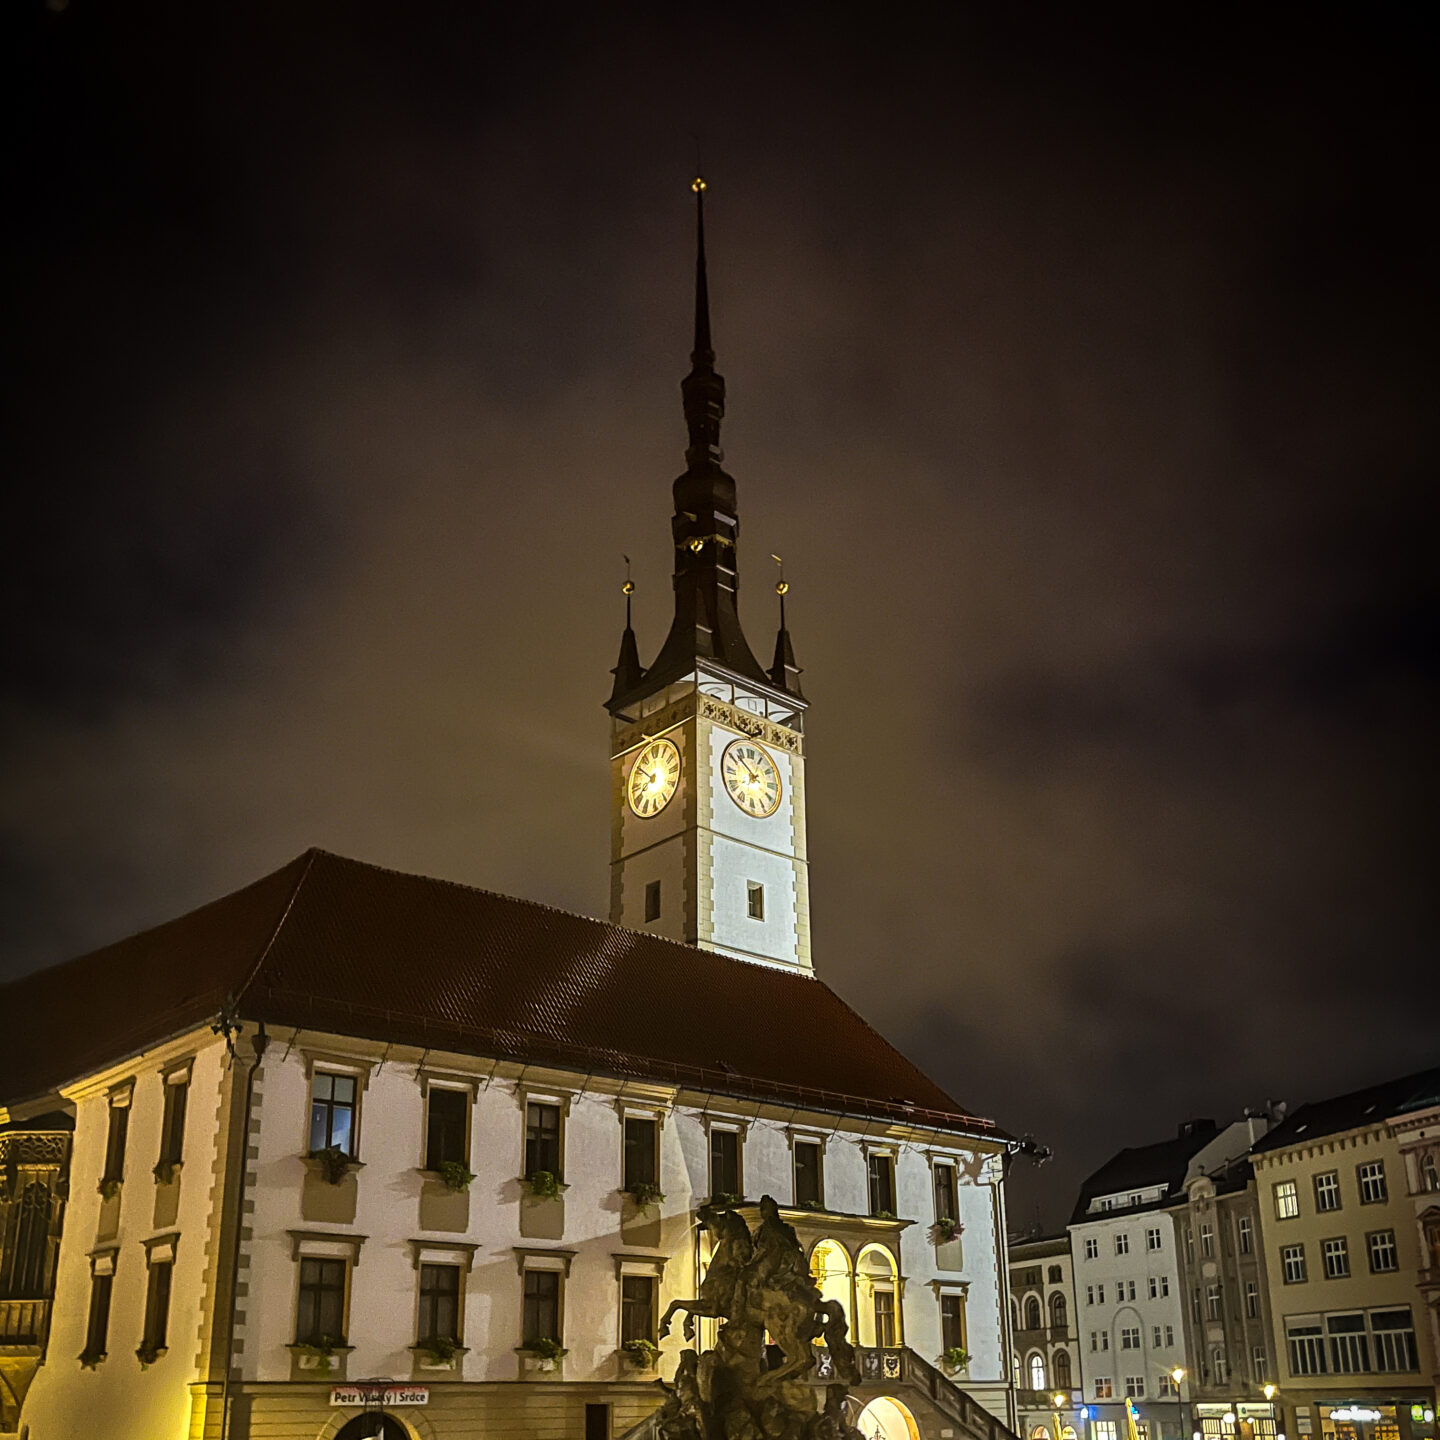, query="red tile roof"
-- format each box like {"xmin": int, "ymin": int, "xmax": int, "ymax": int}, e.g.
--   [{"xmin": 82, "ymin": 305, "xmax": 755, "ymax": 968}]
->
[{"xmin": 0, "ymin": 850, "xmax": 999, "ymax": 1137}]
